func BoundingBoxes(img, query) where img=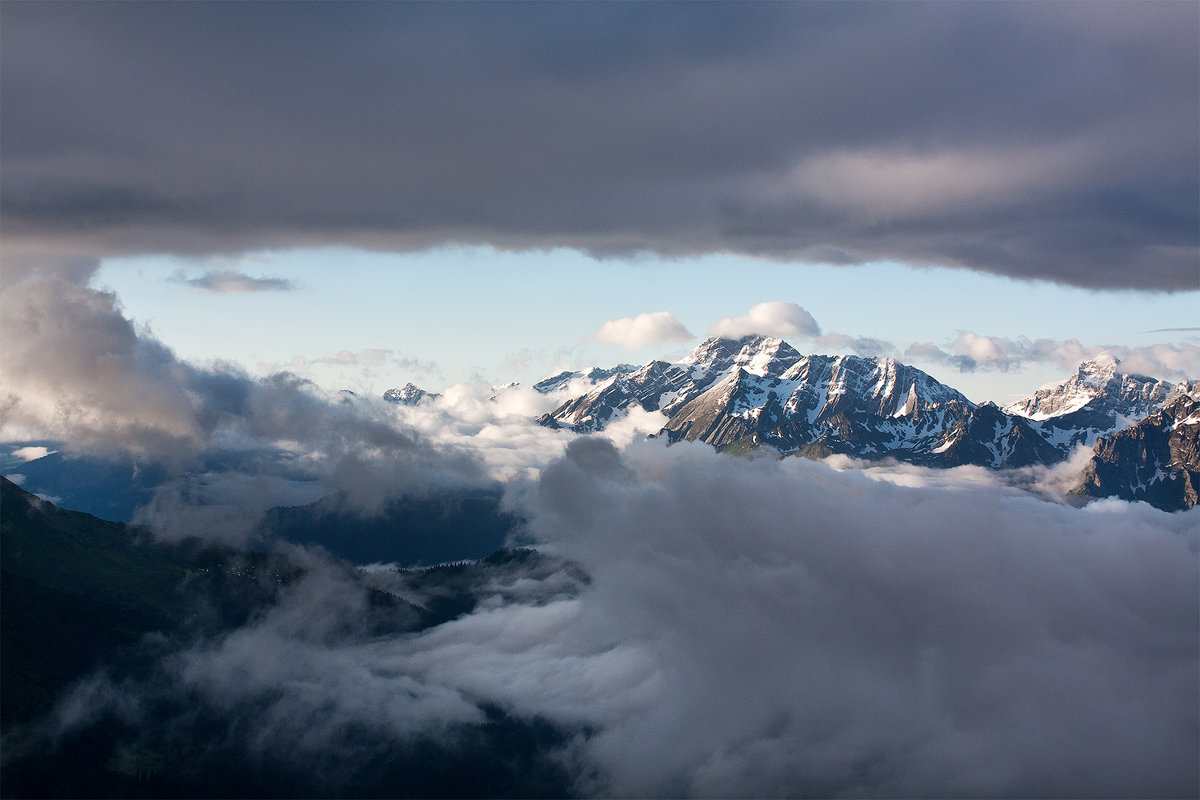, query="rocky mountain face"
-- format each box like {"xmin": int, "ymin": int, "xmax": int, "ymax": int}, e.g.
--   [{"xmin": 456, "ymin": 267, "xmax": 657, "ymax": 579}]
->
[
  {"xmin": 534, "ymin": 336, "xmax": 1198, "ymax": 511},
  {"xmin": 1004, "ymin": 354, "xmax": 1175, "ymax": 450},
  {"xmin": 383, "ymin": 383, "xmax": 439, "ymax": 406},
  {"xmin": 371, "ymin": 337, "xmax": 1194, "ymax": 511},
  {"xmin": 1074, "ymin": 382, "xmax": 1200, "ymax": 511},
  {"xmin": 539, "ymin": 336, "xmax": 1064, "ymax": 468}
]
